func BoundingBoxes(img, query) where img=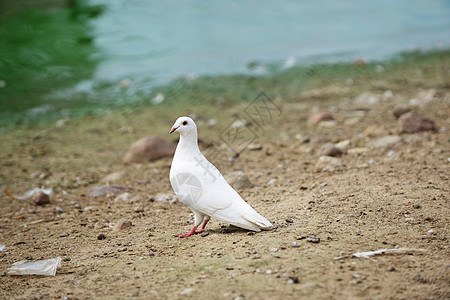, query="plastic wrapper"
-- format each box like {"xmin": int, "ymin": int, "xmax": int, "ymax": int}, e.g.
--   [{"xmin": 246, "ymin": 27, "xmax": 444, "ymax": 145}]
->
[{"xmin": 7, "ymin": 257, "xmax": 61, "ymax": 276}]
